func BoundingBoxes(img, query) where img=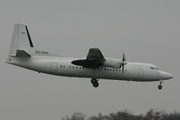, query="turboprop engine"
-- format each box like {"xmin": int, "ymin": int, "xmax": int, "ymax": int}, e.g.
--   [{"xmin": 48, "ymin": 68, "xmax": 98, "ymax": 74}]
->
[
  {"xmin": 103, "ymin": 58, "xmax": 122, "ymax": 69},
  {"xmin": 103, "ymin": 53, "xmax": 127, "ymax": 73}
]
